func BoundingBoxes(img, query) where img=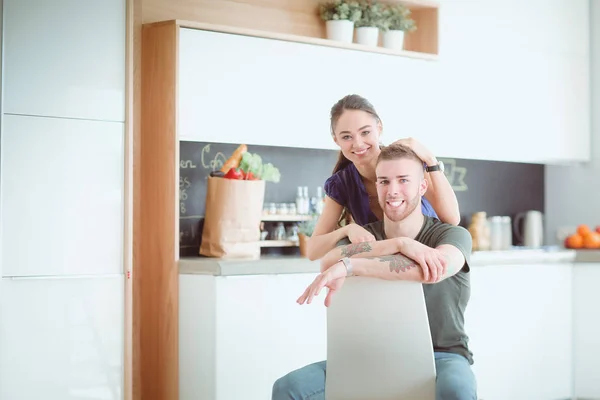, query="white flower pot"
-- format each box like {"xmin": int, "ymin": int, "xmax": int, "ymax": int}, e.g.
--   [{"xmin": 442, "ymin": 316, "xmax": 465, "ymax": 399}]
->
[
  {"xmin": 383, "ymin": 30, "xmax": 406, "ymax": 50},
  {"xmin": 355, "ymin": 27, "xmax": 380, "ymax": 47},
  {"xmin": 325, "ymin": 20, "xmax": 355, "ymax": 43}
]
